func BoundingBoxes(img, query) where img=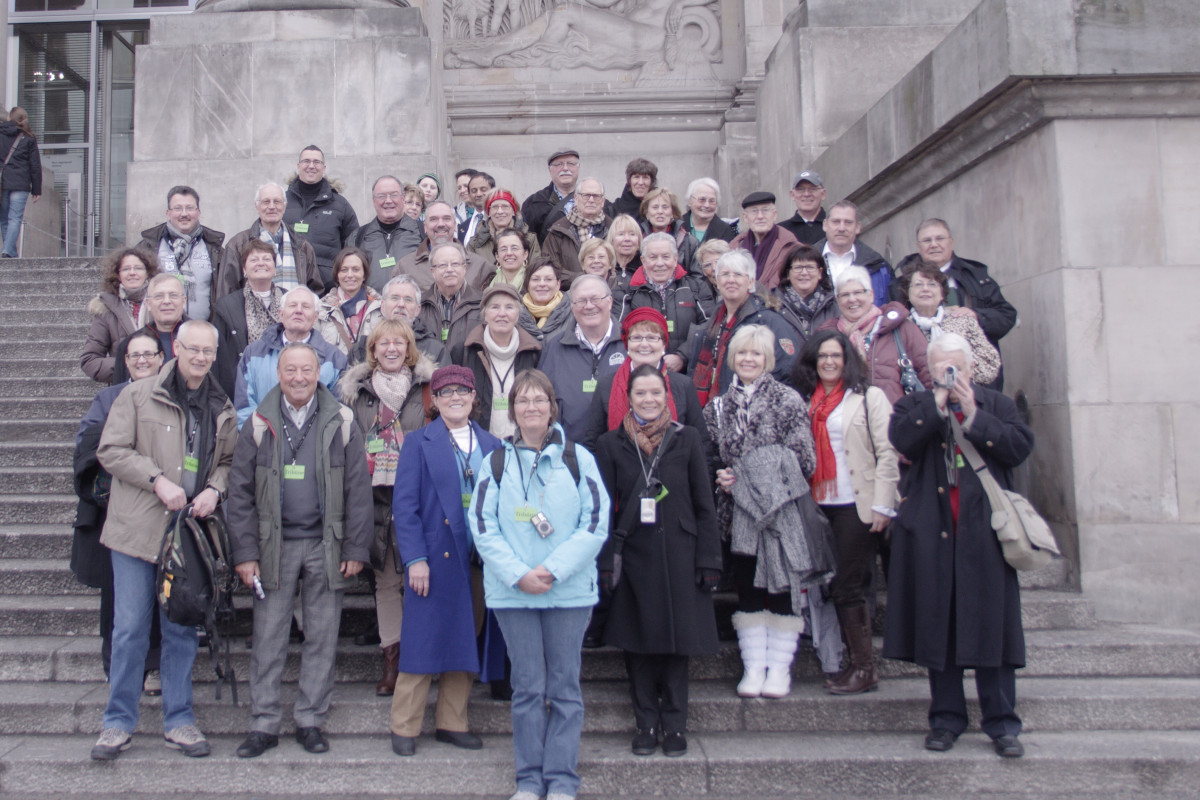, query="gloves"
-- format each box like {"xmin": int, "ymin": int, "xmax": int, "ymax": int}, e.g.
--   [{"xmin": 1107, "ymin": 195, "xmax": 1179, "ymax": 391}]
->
[{"xmin": 696, "ymin": 568, "xmax": 721, "ymax": 592}]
